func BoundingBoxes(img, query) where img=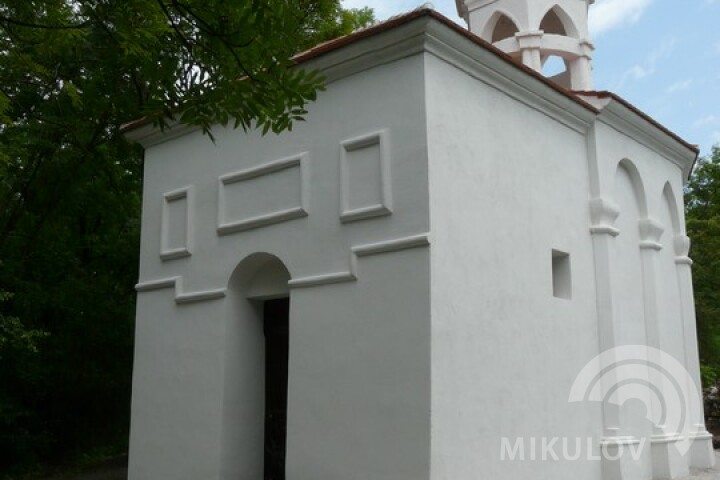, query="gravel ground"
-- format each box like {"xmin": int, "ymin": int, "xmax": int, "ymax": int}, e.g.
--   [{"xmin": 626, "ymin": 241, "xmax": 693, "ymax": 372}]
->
[
  {"xmin": 43, "ymin": 452, "xmax": 720, "ymax": 479},
  {"xmin": 688, "ymin": 451, "xmax": 720, "ymax": 479}
]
